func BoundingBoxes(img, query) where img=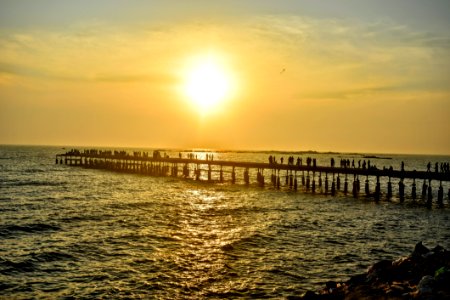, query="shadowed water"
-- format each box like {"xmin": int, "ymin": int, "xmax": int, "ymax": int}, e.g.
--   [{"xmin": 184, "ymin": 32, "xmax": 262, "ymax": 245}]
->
[{"xmin": 1, "ymin": 146, "xmax": 449, "ymax": 298}]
